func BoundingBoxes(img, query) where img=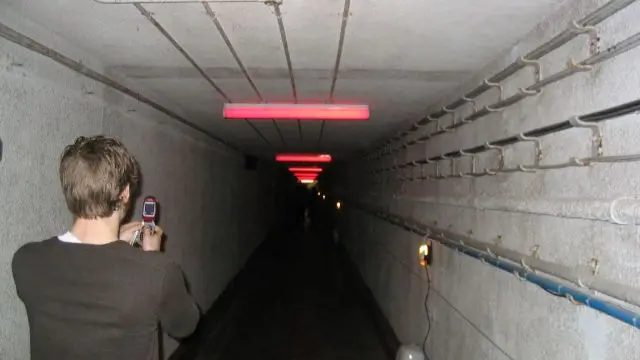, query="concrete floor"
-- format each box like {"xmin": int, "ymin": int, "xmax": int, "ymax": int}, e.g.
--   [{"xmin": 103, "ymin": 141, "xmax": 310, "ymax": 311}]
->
[{"xmin": 186, "ymin": 227, "xmax": 391, "ymax": 360}]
